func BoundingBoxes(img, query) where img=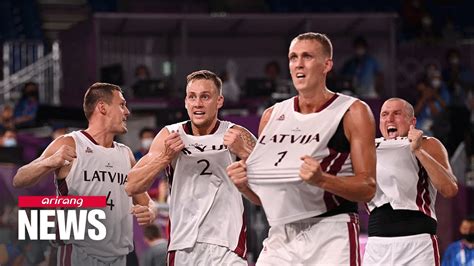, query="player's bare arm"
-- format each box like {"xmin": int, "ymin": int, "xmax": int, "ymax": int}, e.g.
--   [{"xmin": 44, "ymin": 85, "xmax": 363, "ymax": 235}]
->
[
  {"xmin": 224, "ymin": 125, "xmax": 257, "ymax": 160},
  {"xmin": 408, "ymin": 125, "xmax": 458, "ymax": 198},
  {"xmin": 300, "ymin": 100, "xmax": 376, "ymax": 202},
  {"xmin": 125, "ymin": 128, "xmax": 184, "ymax": 196},
  {"xmin": 227, "ymin": 161, "xmax": 261, "ymax": 205},
  {"xmin": 13, "ymin": 135, "xmax": 76, "ymax": 188}
]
